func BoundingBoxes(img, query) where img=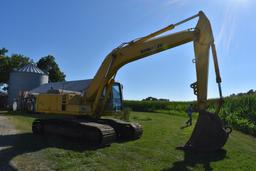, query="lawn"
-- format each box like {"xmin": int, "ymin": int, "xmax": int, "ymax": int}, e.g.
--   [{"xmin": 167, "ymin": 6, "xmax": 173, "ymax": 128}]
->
[{"xmin": 1, "ymin": 111, "xmax": 256, "ymax": 170}]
